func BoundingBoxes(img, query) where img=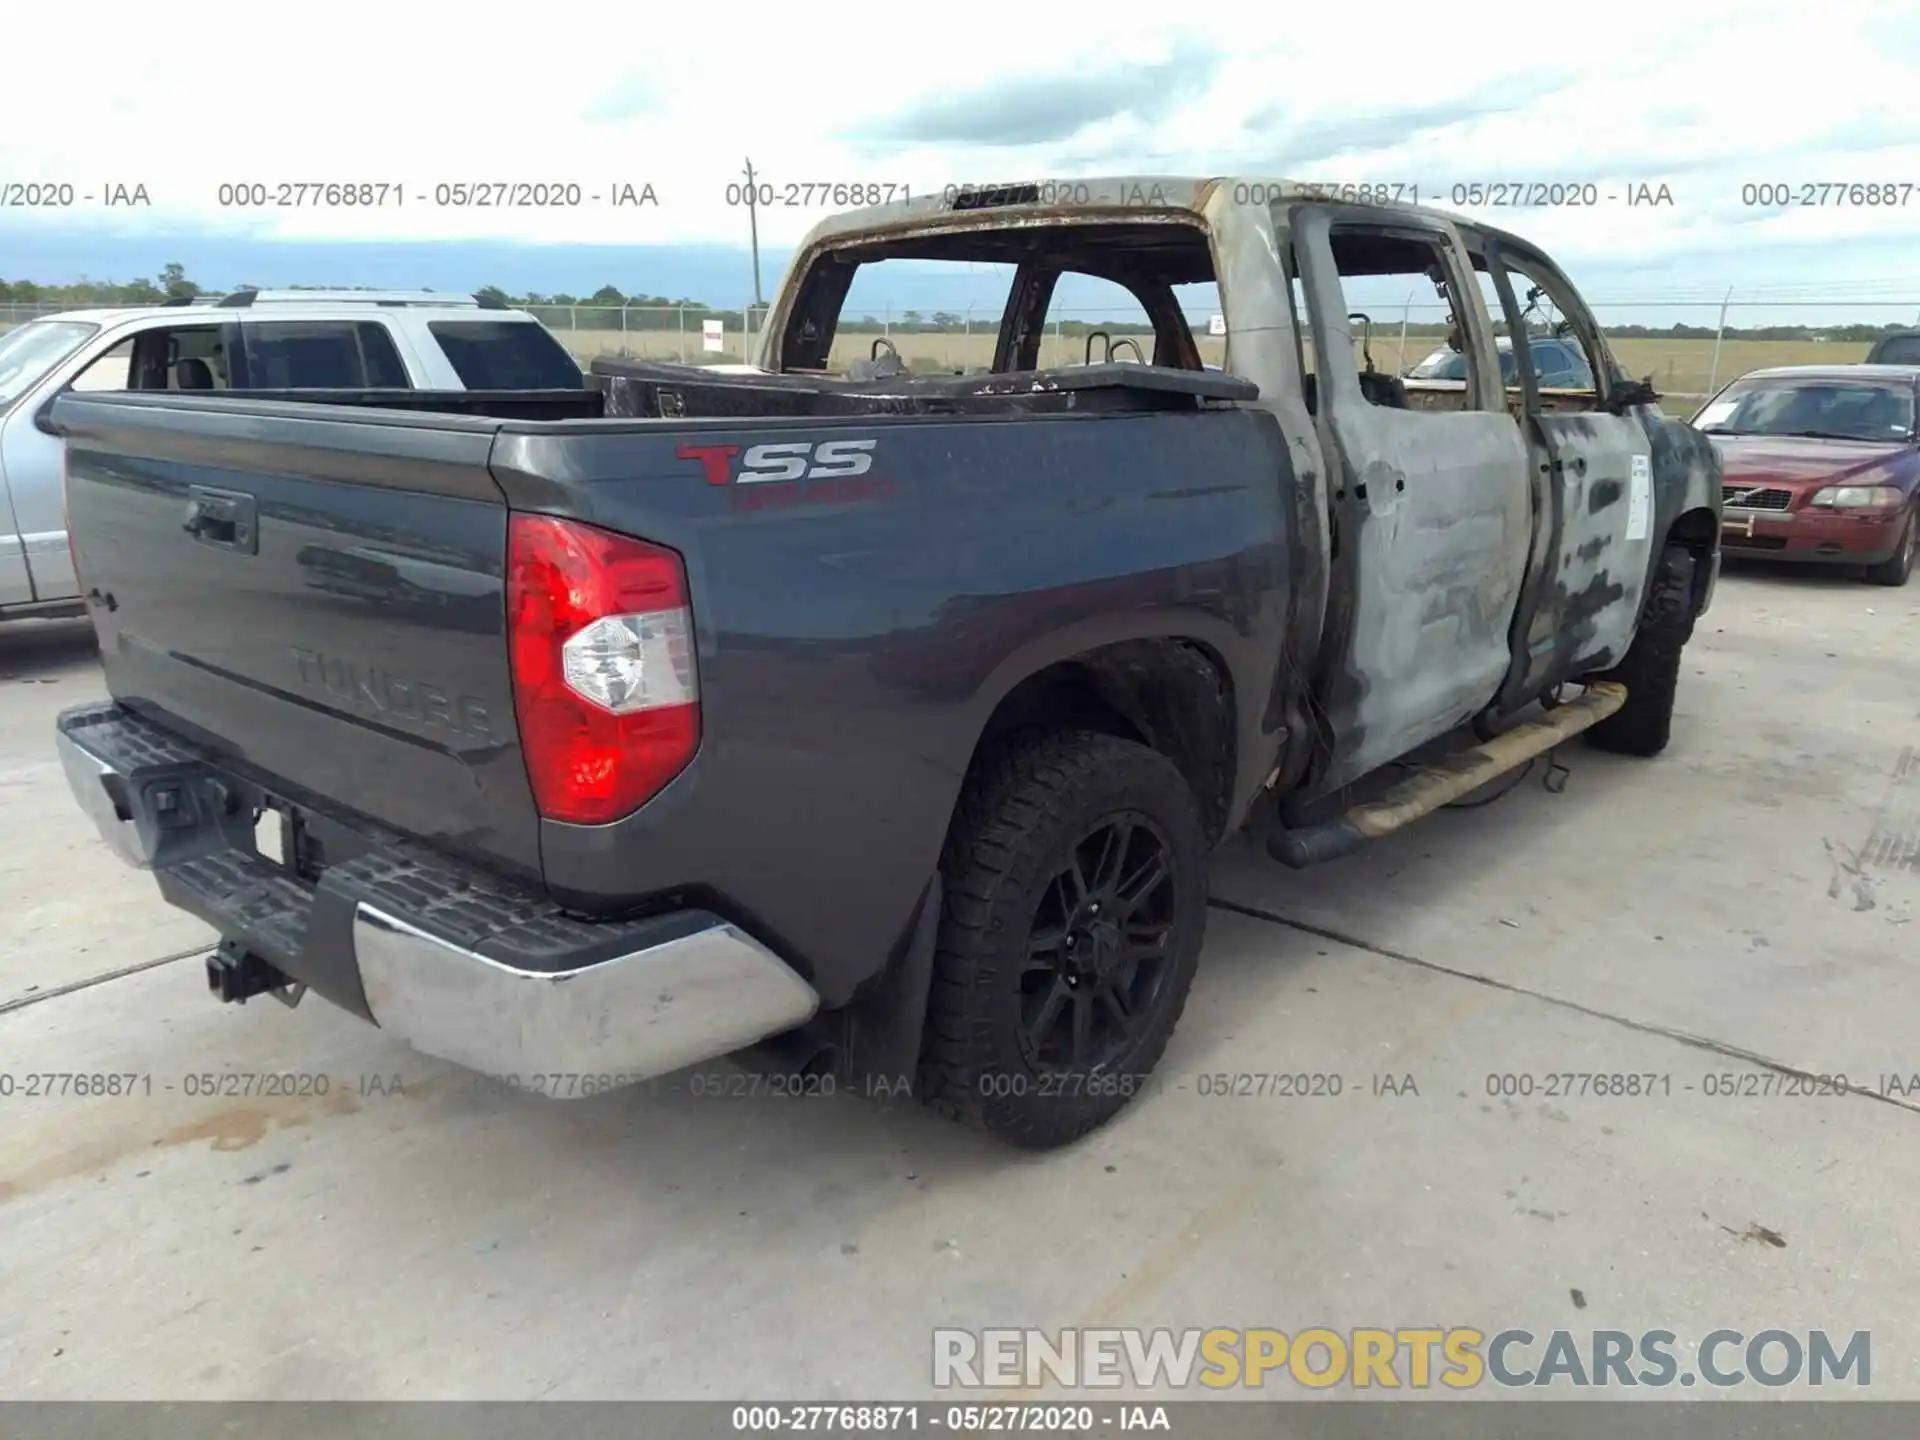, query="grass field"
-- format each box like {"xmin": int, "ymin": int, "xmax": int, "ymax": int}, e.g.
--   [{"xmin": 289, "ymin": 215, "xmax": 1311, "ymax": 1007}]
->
[{"xmin": 550, "ymin": 325, "xmax": 1875, "ymax": 416}]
